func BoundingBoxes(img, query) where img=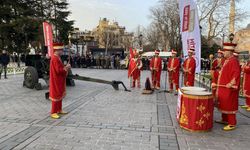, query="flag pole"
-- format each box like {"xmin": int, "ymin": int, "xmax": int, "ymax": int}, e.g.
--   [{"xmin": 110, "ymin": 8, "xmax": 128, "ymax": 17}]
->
[{"xmin": 68, "ymin": 33, "xmax": 72, "ymax": 64}]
